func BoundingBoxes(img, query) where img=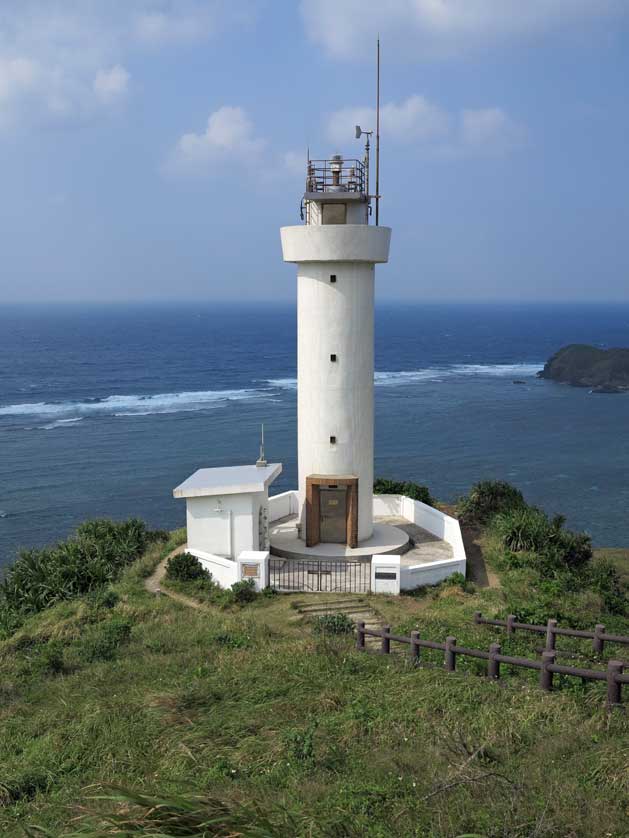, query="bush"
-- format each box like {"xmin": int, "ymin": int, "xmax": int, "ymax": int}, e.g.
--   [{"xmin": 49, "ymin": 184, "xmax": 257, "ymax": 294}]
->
[
  {"xmin": 458, "ymin": 480, "xmax": 525, "ymax": 525},
  {"xmin": 493, "ymin": 507, "xmax": 592, "ymax": 572},
  {"xmin": 165, "ymin": 552, "xmax": 210, "ymax": 583},
  {"xmin": 78, "ymin": 616, "xmax": 133, "ymax": 663},
  {"xmin": 230, "ymin": 580, "xmax": 257, "ymax": 605},
  {"xmin": 373, "ymin": 478, "xmax": 434, "ymax": 506},
  {"xmin": 0, "ymin": 518, "xmax": 154, "ymax": 625},
  {"xmin": 312, "ymin": 613, "xmax": 354, "ymax": 635},
  {"xmin": 37, "ymin": 640, "xmax": 65, "ymax": 675}
]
